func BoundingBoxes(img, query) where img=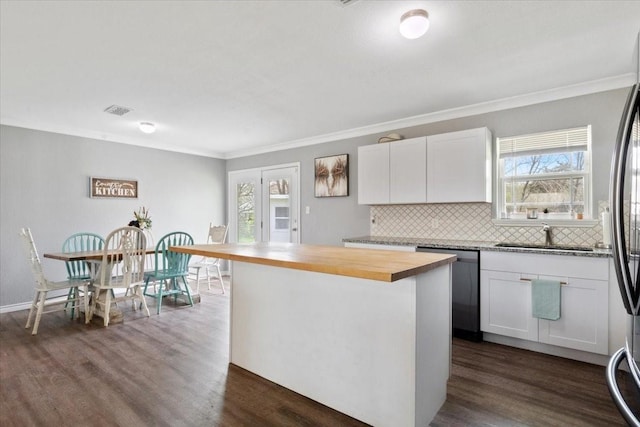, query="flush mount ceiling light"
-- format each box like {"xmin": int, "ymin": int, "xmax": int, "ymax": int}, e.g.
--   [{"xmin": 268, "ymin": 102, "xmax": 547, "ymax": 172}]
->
[
  {"xmin": 399, "ymin": 9, "xmax": 429, "ymax": 39},
  {"xmin": 139, "ymin": 122, "xmax": 156, "ymax": 134}
]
